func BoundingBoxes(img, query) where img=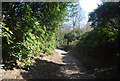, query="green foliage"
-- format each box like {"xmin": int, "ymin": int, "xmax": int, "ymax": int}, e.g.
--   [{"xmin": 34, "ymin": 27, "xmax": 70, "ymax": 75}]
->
[
  {"xmin": 2, "ymin": 2, "xmax": 70, "ymax": 69},
  {"xmin": 64, "ymin": 29, "xmax": 85, "ymax": 45},
  {"xmin": 71, "ymin": 2, "xmax": 120, "ymax": 70},
  {"xmin": 24, "ymin": 60, "xmax": 35, "ymax": 70},
  {"xmin": 88, "ymin": 2, "xmax": 120, "ymax": 58},
  {"xmin": 89, "ymin": 2, "xmax": 120, "ymax": 29},
  {"xmin": 0, "ymin": 22, "xmax": 13, "ymax": 44},
  {"xmin": 77, "ymin": 28, "xmax": 118, "ymax": 57}
]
